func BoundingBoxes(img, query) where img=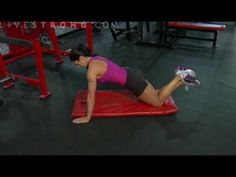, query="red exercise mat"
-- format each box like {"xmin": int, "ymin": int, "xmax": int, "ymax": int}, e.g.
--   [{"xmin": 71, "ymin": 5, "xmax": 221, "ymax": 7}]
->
[{"xmin": 71, "ymin": 90, "xmax": 178, "ymax": 118}]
